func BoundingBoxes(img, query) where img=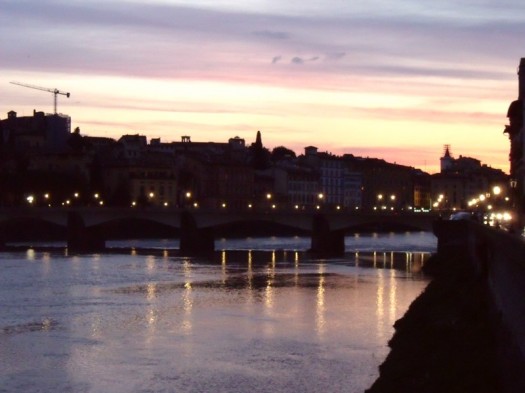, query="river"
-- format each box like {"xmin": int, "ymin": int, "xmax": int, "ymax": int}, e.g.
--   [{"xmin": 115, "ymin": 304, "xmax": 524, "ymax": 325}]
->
[{"xmin": 0, "ymin": 232, "xmax": 435, "ymax": 393}]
